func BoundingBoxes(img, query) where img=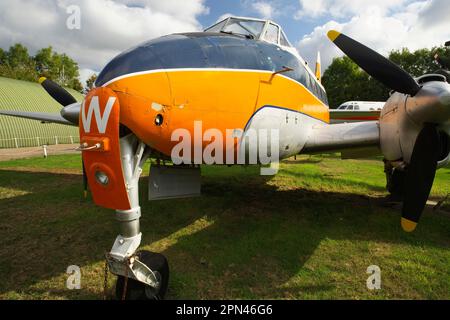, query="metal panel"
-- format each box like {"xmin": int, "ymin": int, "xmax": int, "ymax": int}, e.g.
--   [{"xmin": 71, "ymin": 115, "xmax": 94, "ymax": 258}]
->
[
  {"xmin": 302, "ymin": 121, "xmax": 380, "ymax": 154},
  {"xmin": 148, "ymin": 166, "xmax": 201, "ymax": 201}
]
